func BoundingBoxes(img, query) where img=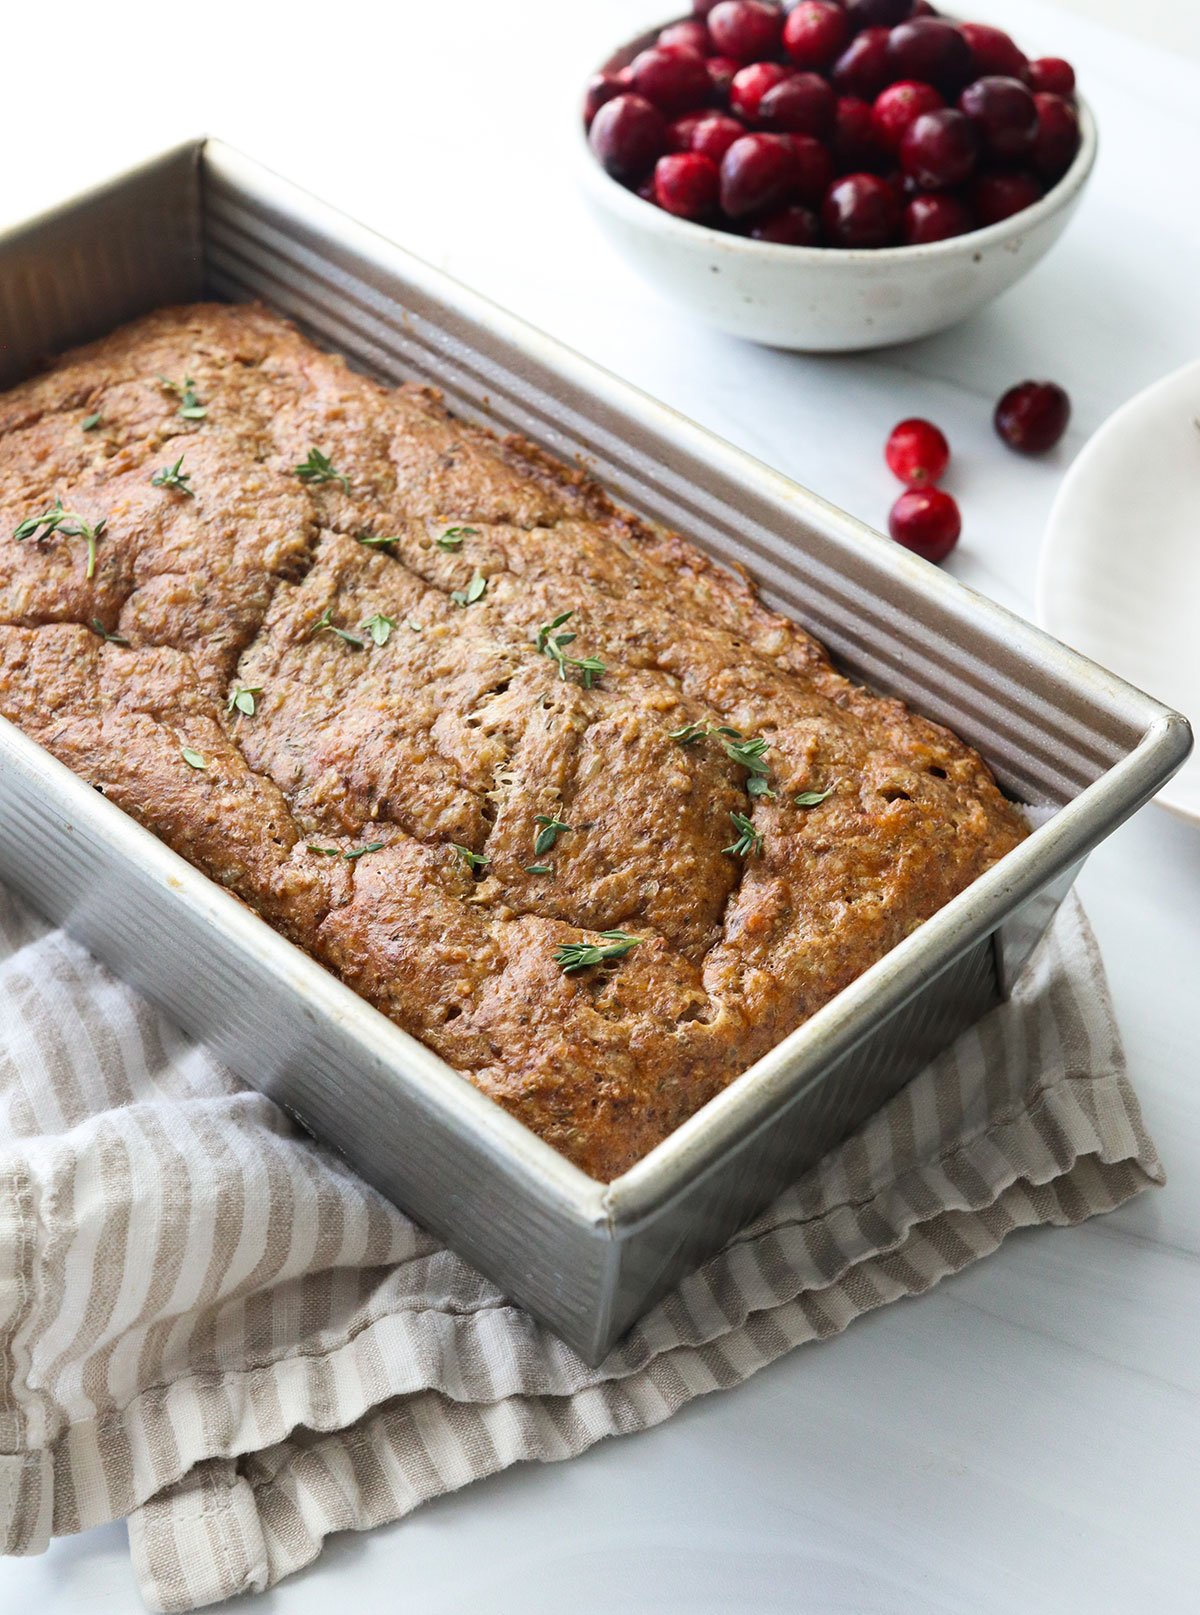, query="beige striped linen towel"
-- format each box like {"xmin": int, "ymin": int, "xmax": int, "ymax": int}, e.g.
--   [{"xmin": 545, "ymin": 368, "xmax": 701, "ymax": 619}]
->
[{"xmin": 0, "ymin": 881, "xmax": 1161, "ymax": 1612}]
